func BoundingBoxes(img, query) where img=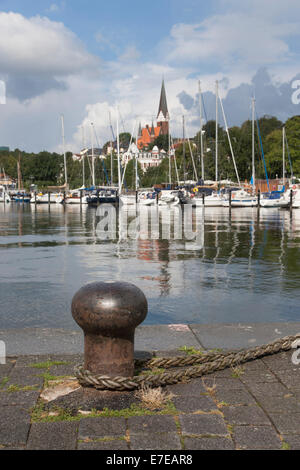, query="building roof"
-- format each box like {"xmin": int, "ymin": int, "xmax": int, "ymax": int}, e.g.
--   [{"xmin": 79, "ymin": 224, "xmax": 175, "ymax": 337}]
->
[{"xmin": 157, "ymin": 79, "xmax": 169, "ymax": 121}]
